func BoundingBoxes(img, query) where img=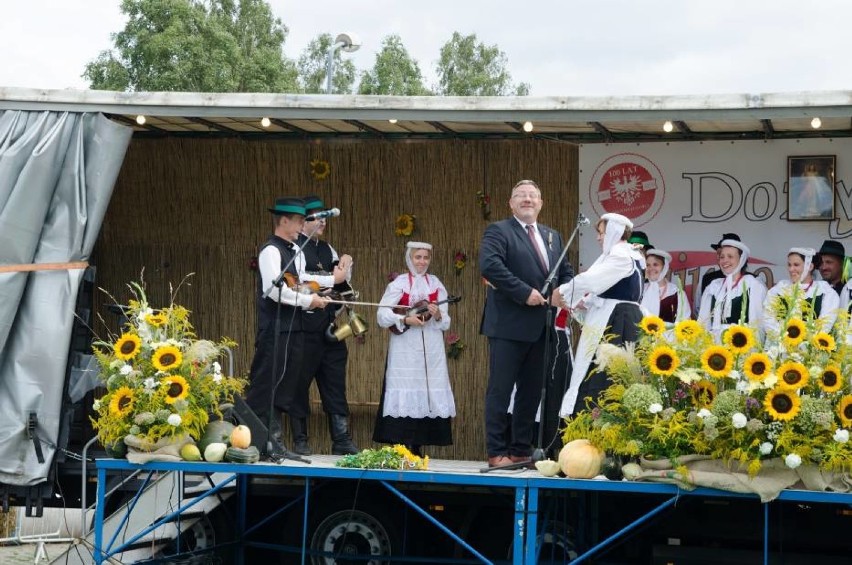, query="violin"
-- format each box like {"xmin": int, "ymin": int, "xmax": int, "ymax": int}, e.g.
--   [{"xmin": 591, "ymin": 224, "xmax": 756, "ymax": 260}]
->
[
  {"xmin": 390, "ymin": 295, "xmax": 461, "ymax": 335},
  {"xmin": 280, "ymin": 272, "xmax": 355, "ymax": 301}
]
